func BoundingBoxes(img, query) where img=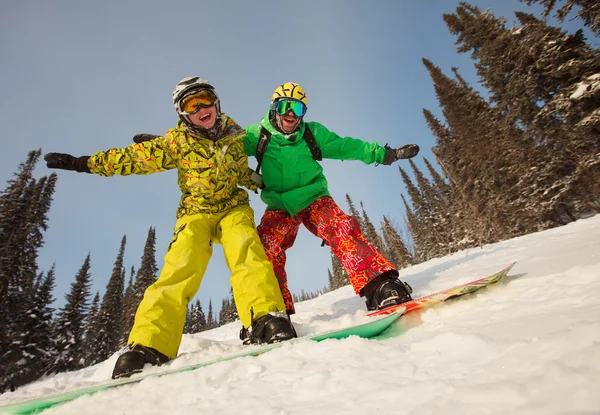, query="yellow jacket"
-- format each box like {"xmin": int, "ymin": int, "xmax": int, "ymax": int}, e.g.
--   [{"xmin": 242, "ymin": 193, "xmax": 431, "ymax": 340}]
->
[{"xmin": 89, "ymin": 115, "xmax": 258, "ymax": 217}]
